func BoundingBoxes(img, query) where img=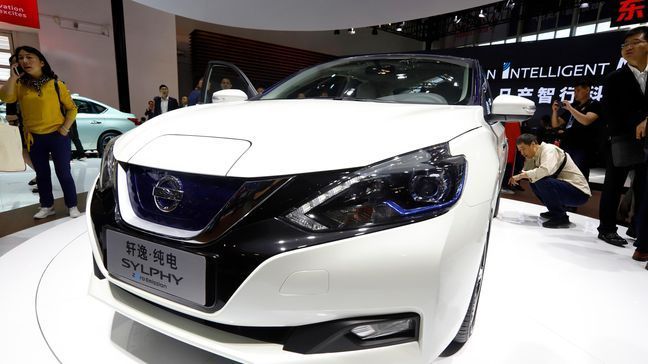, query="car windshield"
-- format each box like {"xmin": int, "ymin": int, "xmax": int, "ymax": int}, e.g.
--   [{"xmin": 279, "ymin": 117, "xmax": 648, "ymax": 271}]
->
[{"xmin": 260, "ymin": 56, "xmax": 473, "ymax": 105}]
